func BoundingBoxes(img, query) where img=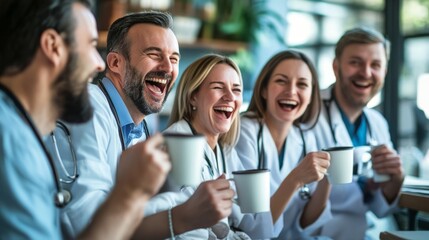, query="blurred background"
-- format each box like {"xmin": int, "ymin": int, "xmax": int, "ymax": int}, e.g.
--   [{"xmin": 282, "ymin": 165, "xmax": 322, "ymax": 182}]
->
[{"xmin": 93, "ymin": 2, "xmax": 429, "ymax": 233}]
